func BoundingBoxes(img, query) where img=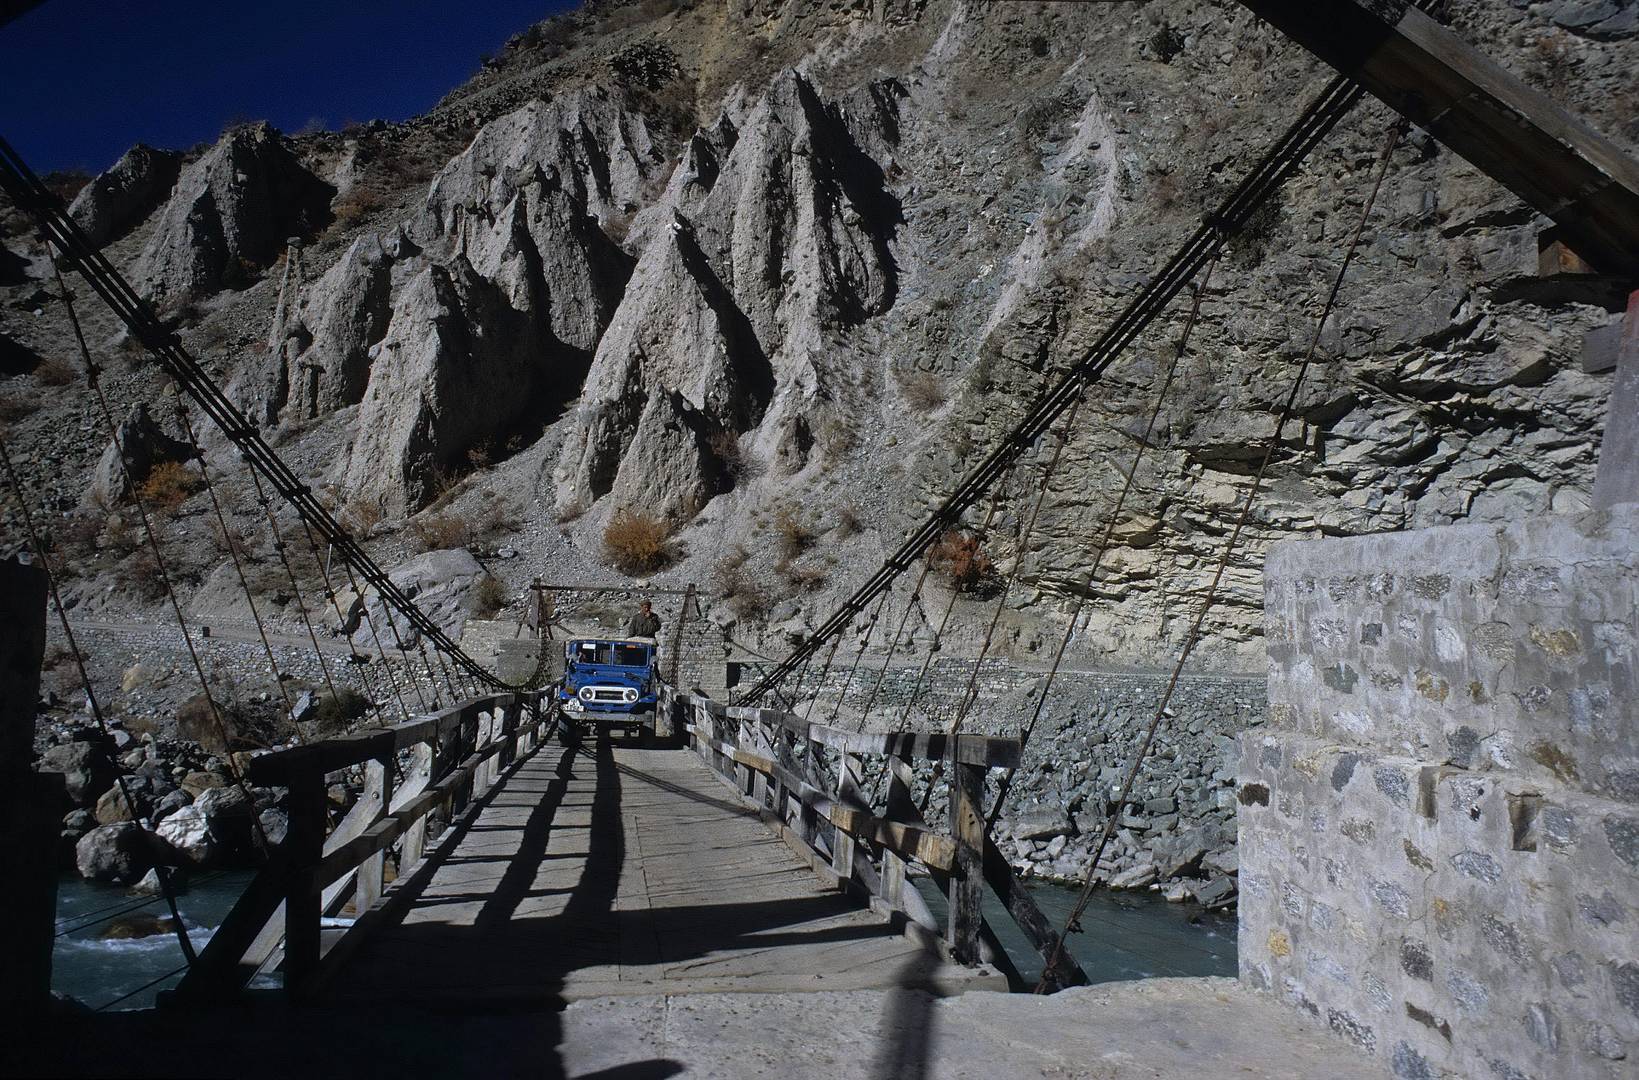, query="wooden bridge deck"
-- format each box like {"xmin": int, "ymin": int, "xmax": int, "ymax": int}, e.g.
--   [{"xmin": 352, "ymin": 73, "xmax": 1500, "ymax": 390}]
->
[{"xmin": 324, "ymin": 736, "xmax": 1001, "ymax": 1005}]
